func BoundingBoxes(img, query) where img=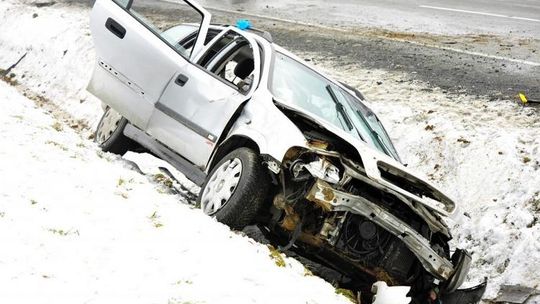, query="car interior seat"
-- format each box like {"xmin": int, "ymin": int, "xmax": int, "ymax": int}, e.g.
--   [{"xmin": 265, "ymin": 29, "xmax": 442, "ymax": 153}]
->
[{"xmin": 234, "ymin": 58, "xmax": 254, "ymax": 92}]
